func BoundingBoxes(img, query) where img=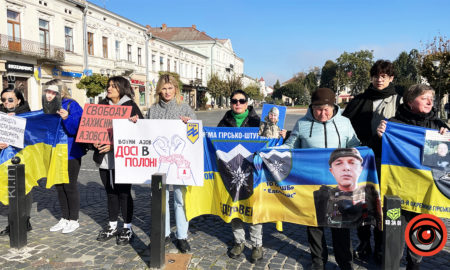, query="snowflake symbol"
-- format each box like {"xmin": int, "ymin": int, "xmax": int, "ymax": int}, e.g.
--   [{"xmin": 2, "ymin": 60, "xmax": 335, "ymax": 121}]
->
[
  {"xmin": 230, "ymin": 166, "xmax": 250, "ymax": 191},
  {"xmin": 269, "ymin": 160, "xmax": 284, "ymax": 174}
]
